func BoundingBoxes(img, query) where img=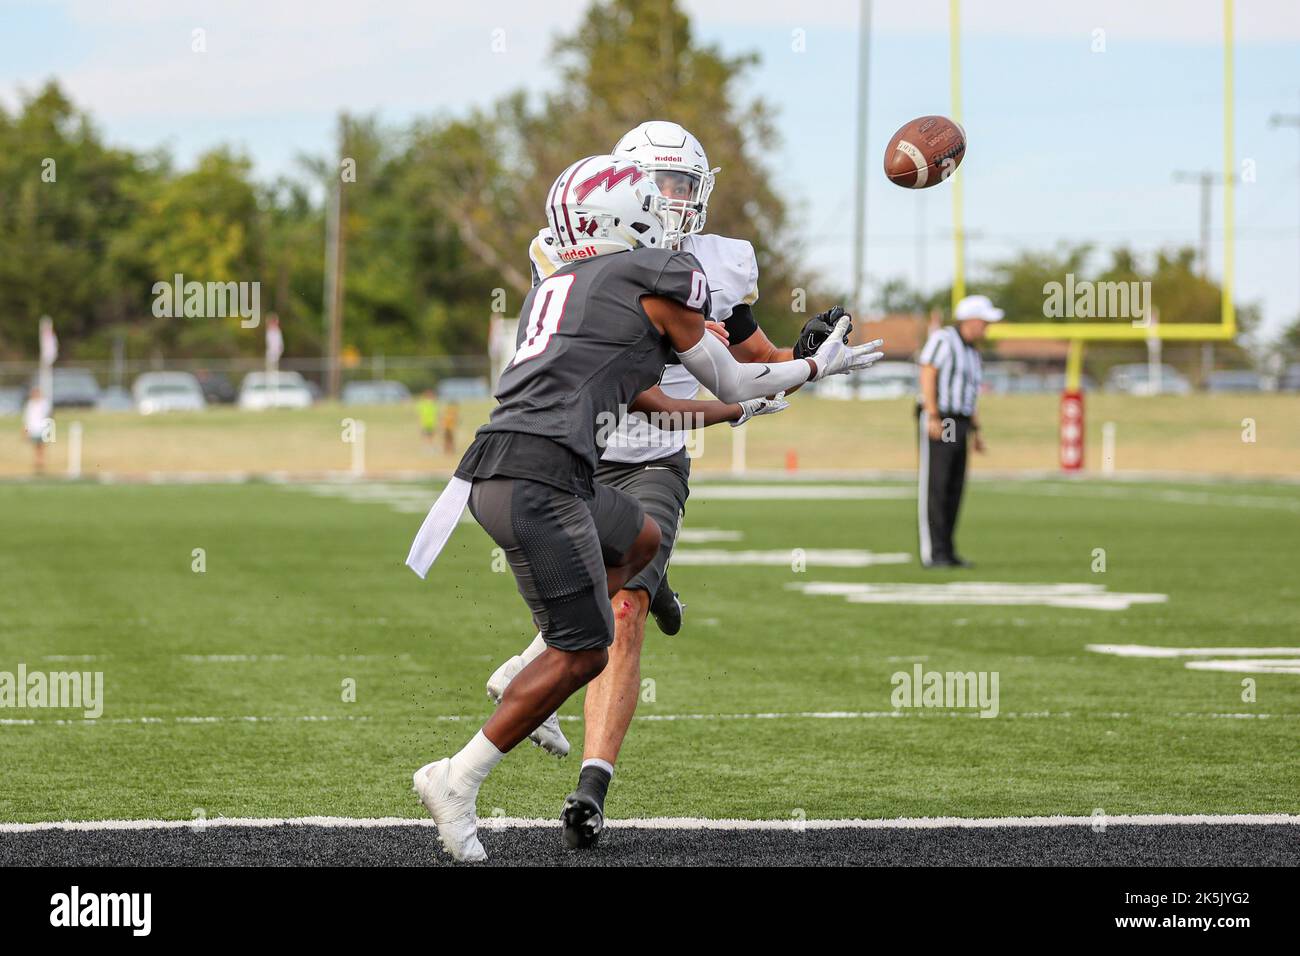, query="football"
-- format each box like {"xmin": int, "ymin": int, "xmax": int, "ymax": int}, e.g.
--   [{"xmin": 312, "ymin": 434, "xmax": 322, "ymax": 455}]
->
[{"xmin": 883, "ymin": 115, "xmax": 966, "ymax": 188}]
